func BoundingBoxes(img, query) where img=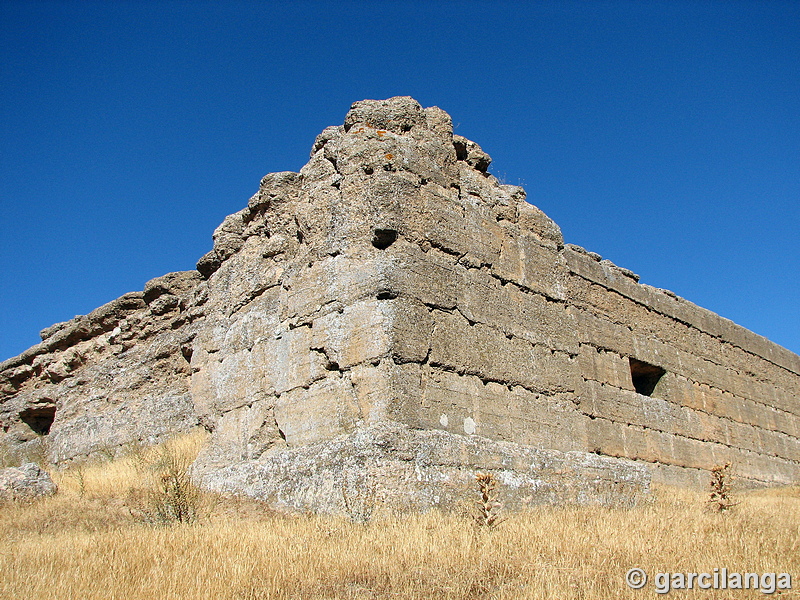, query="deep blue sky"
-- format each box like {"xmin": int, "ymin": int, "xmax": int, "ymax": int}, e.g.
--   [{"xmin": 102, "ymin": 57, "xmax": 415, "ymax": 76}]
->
[{"xmin": 1, "ymin": 0, "xmax": 798, "ymax": 361}]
